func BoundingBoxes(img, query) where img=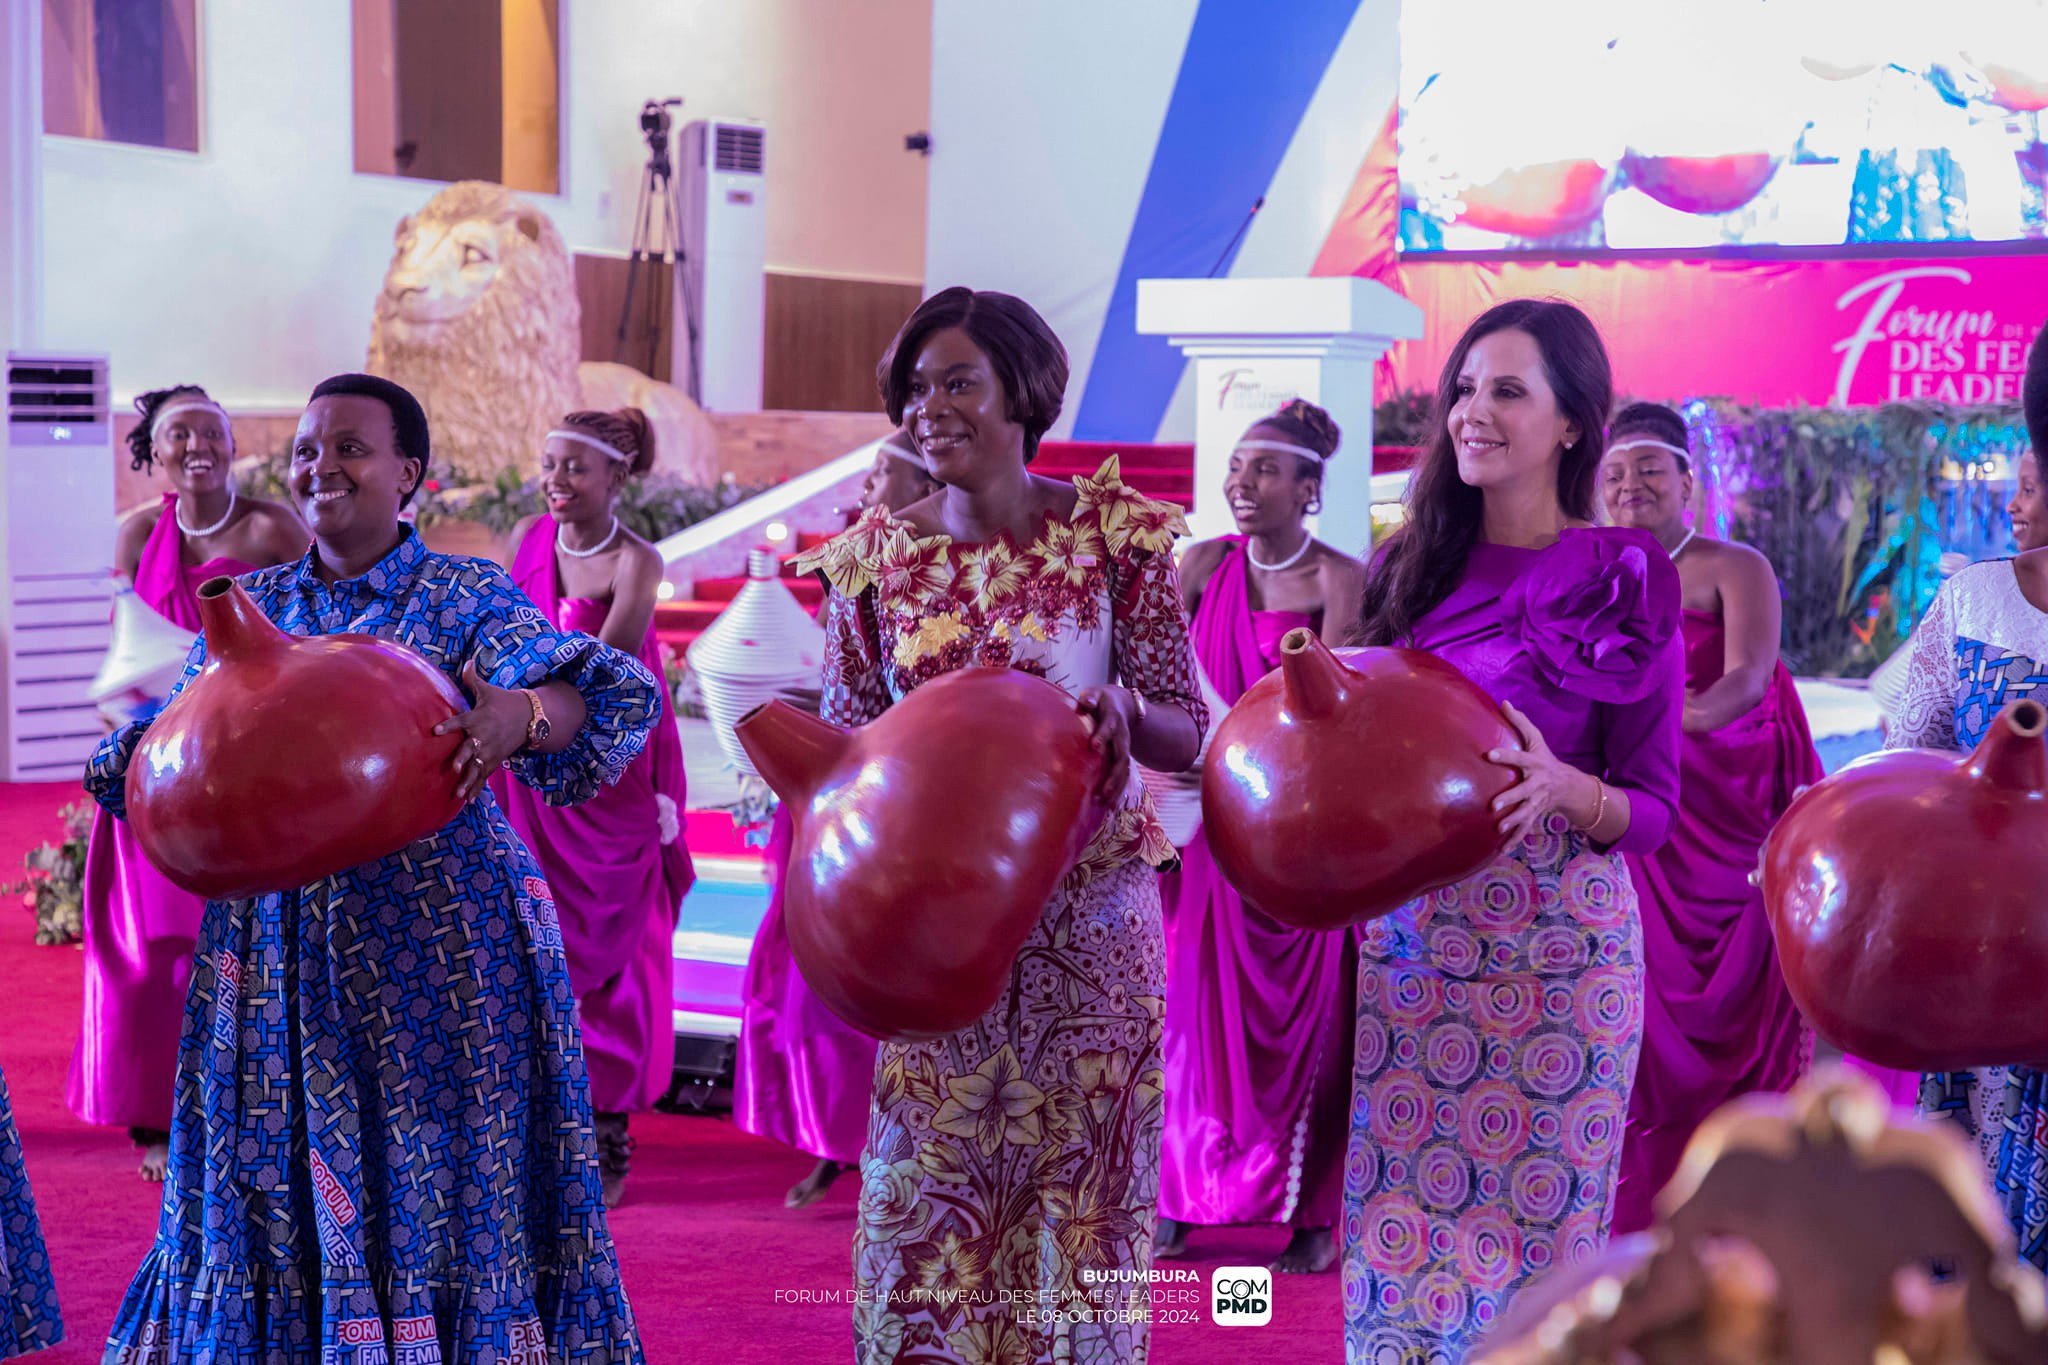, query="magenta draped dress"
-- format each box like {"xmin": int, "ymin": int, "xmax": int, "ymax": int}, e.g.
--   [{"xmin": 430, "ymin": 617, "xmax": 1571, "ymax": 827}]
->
[
  {"xmin": 1160, "ymin": 538, "xmax": 1355, "ymax": 1229},
  {"xmin": 69, "ymin": 495, "xmax": 250, "ymax": 1134},
  {"xmin": 494, "ymin": 518, "xmax": 694, "ymax": 1113},
  {"xmin": 1612, "ymin": 609, "xmax": 1821, "ymax": 1233},
  {"xmin": 734, "ymin": 804, "xmax": 880, "ymax": 1165},
  {"xmin": 1342, "ymin": 528, "xmax": 1683, "ymax": 1363}
]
